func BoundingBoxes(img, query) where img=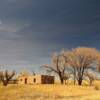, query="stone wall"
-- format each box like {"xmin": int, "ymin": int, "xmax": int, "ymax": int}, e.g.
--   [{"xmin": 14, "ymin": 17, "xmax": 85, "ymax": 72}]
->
[
  {"xmin": 18, "ymin": 75, "xmax": 54, "ymax": 84},
  {"xmin": 41, "ymin": 75, "xmax": 54, "ymax": 84}
]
